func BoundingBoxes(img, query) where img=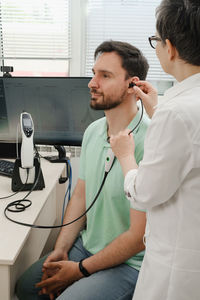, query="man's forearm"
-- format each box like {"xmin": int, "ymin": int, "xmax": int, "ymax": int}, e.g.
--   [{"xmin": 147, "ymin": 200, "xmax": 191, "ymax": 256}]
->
[
  {"xmin": 54, "ymin": 207, "xmax": 85, "ymax": 253},
  {"xmin": 83, "ymin": 229, "xmax": 144, "ymax": 274},
  {"xmin": 82, "ymin": 209, "xmax": 146, "ymax": 274}
]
